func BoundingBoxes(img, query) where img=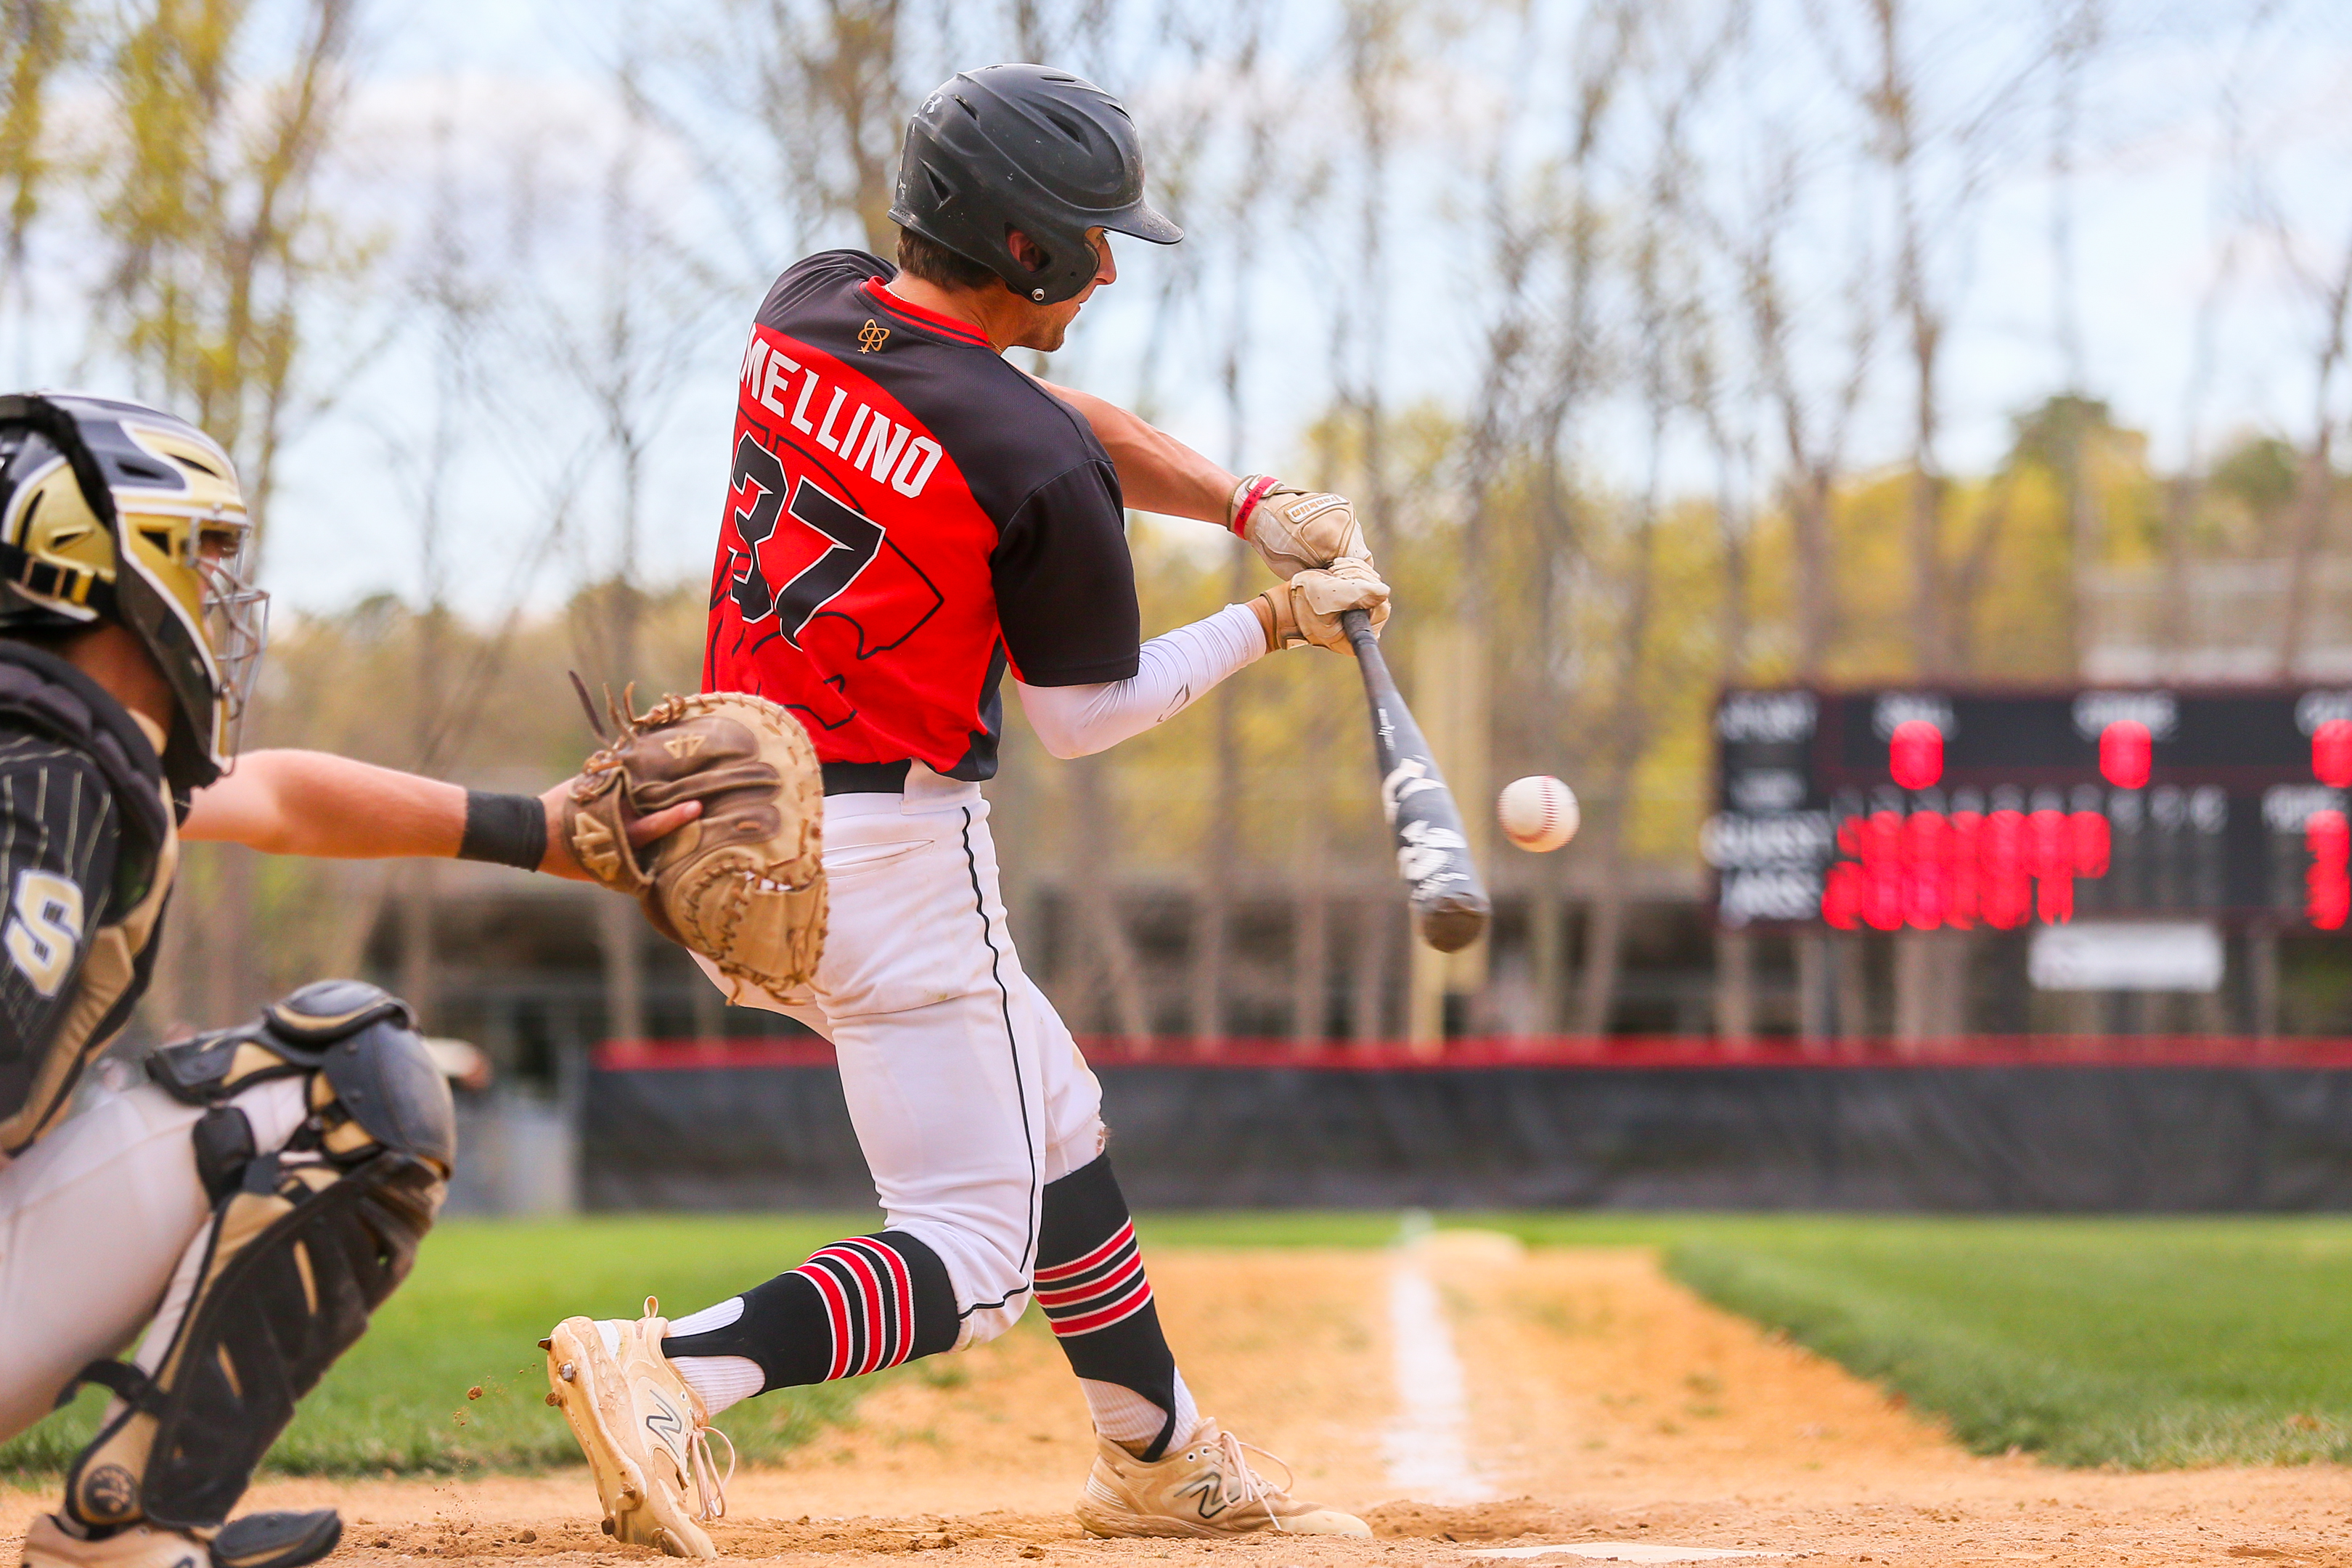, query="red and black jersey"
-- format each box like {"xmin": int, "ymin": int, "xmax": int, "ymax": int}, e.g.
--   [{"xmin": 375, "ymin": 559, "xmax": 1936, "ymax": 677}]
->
[{"xmin": 703, "ymin": 250, "xmax": 1141, "ymax": 780}]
